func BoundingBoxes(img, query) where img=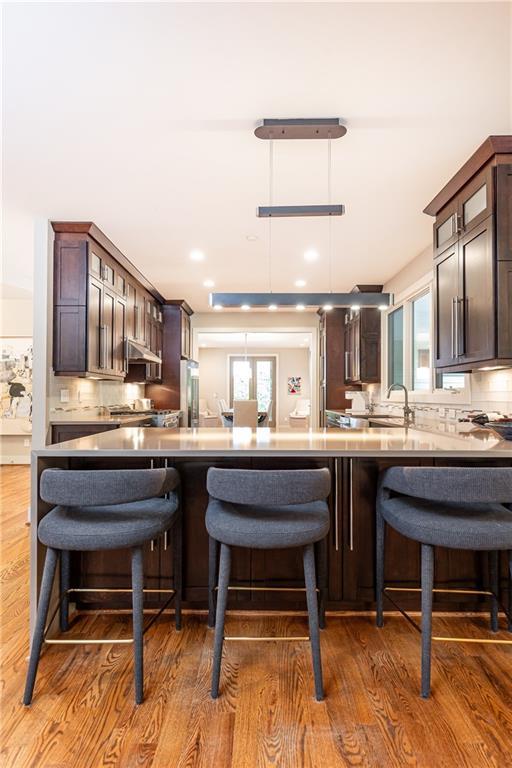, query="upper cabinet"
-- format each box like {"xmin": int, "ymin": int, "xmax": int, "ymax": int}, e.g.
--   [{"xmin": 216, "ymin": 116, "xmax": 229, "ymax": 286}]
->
[
  {"xmin": 425, "ymin": 137, "xmax": 512, "ymax": 372},
  {"xmin": 344, "ymin": 307, "xmax": 381, "ymax": 385},
  {"xmin": 52, "ymin": 222, "xmax": 164, "ymax": 379}
]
